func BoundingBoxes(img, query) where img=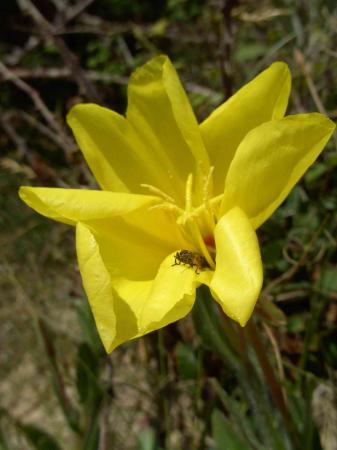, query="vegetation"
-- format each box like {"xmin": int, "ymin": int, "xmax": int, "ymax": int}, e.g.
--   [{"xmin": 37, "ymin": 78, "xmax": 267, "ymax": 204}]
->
[{"xmin": 1, "ymin": 1, "xmax": 337, "ymax": 449}]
